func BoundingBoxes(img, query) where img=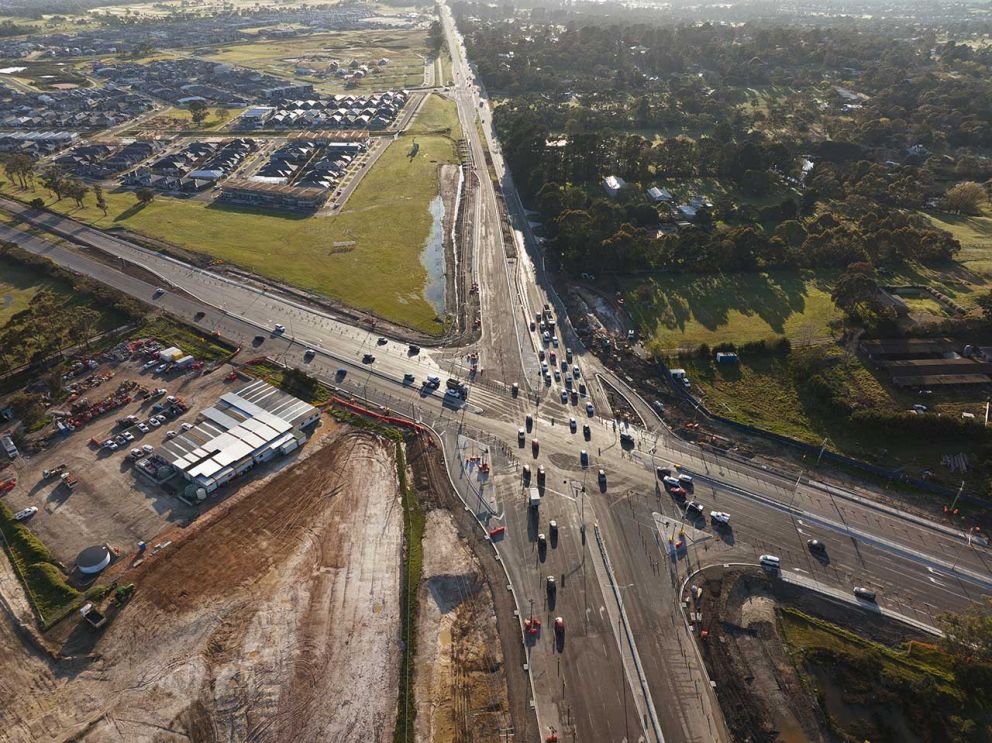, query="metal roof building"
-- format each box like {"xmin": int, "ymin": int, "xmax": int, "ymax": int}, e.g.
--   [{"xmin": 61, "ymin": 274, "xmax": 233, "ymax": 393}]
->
[{"xmin": 159, "ymin": 379, "xmax": 319, "ymax": 494}]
